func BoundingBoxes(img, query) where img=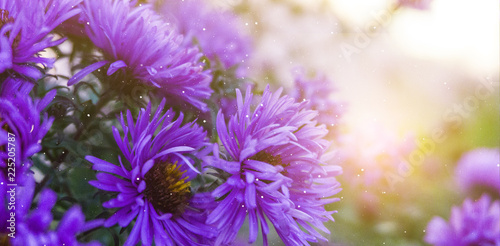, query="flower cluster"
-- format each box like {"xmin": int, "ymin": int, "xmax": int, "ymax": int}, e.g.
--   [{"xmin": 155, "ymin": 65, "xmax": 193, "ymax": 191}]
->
[{"xmin": 2, "ymin": 0, "xmax": 486, "ymax": 245}]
